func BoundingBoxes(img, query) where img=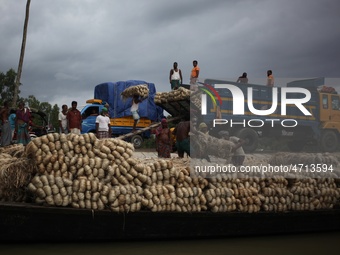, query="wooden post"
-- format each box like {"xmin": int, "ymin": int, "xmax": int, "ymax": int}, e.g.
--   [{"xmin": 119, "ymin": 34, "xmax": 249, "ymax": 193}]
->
[{"xmin": 13, "ymin": 0, "xmax": 31, "ymax": 108}]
